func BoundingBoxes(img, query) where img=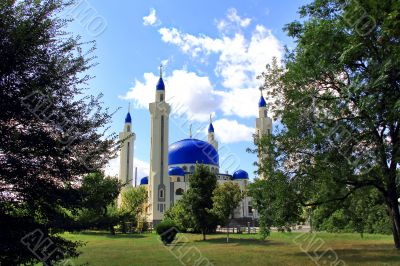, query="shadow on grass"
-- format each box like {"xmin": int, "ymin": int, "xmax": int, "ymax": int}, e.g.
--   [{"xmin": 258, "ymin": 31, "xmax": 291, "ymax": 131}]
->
[
  {"xmin": 72, "ymin": 231, "xmax": 147, "ymax": 239},
  {"xmin": 292, "ymin": 244, "xmax": 400, "ymax": 264},
  {"xmin": 193, "ymin": 237, "xmax": 286, "ymax": 247}
]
